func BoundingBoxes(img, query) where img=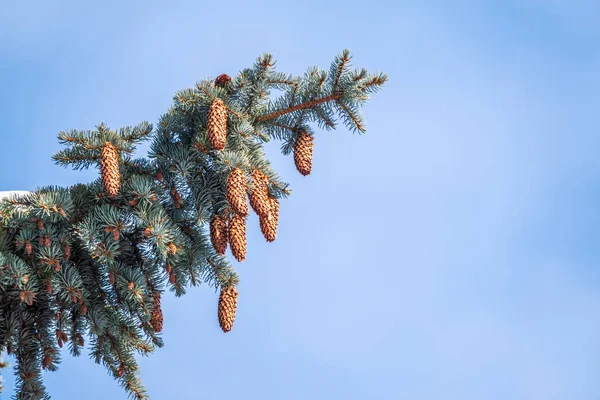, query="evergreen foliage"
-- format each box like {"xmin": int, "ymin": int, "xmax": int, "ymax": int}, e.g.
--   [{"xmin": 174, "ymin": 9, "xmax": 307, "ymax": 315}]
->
[{"xmin": 0, "ymin": 50, "xmax": 387, "ymax": 399}]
